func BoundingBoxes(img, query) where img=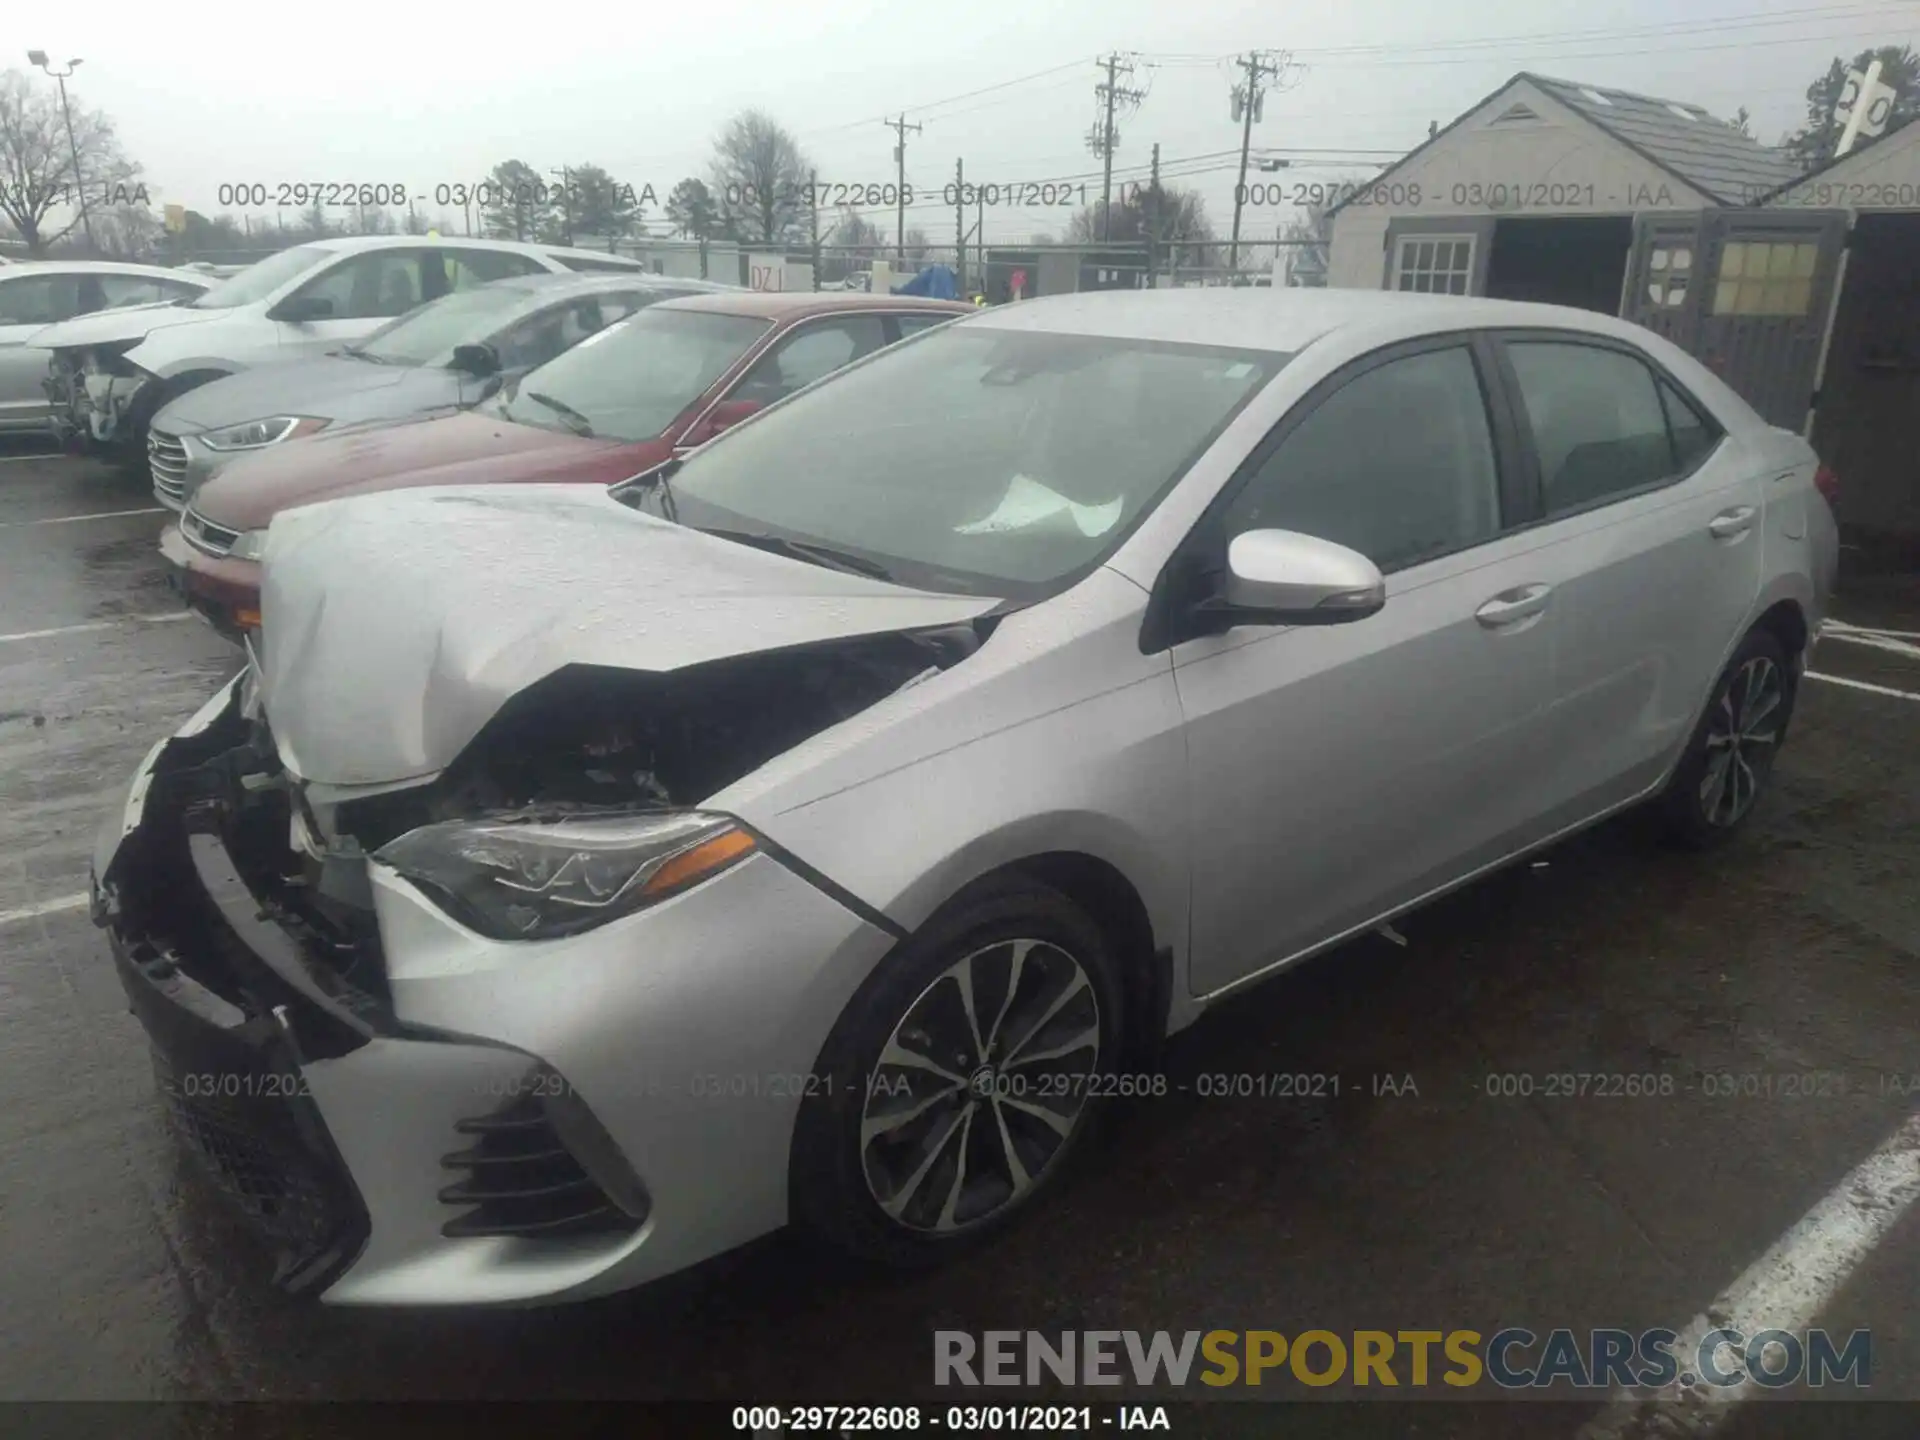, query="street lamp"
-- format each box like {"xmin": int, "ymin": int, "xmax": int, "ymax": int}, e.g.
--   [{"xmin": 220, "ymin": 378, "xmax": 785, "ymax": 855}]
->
[{"xmin": 26, "ymin": 50, "xmax": 97, "ymax": 251}]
